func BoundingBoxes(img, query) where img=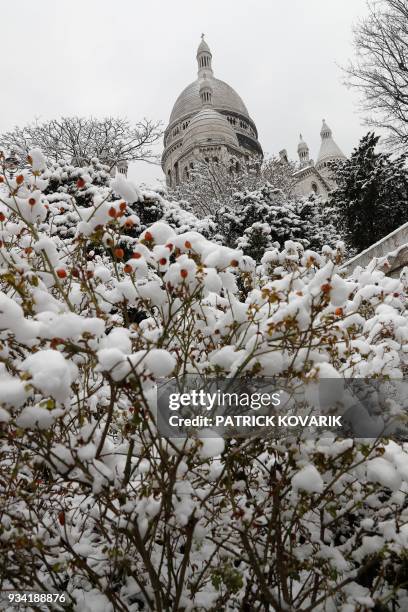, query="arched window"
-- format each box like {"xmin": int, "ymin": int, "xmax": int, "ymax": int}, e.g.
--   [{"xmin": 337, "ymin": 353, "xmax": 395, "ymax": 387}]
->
[
  {"xmin": 235, "ymin": 161, "xmax": 240, "ymax": 173},
  {"xmin": 311, "ymin": 182, "xmax": 318, "ymax": 194},
  {"xmin": 167, "ymin": 169, "xmax": 172, "ymax": 187}
]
